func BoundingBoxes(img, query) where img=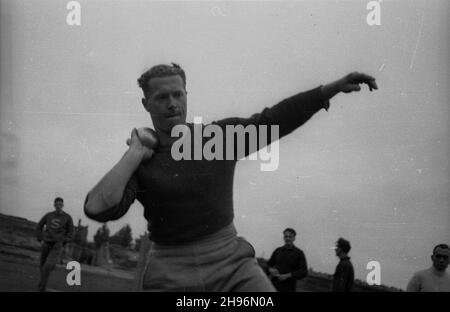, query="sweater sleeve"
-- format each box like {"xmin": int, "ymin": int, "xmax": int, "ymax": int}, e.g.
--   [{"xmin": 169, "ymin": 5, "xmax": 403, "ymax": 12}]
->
[
  {"xmin": 332, "ymin": 262, "xmax": 353, "ymax": 292},
  {"xmin": 36, "ymin": 213, "xmax": 47, "ymax": 240},
  {"xmin": 267, "ymin": 248, "xmax": 279, "ymax": 268},
  {"xmin": 84, "ymin": 174, "xmax": 139, "ymax": 222},
  {"xmin": 291, "ymin": 250, "xmax": 308, "ymax": 279},
  {"xmin": 213, "ymin": 86, "xmax": 329, "ymax": 159}
]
